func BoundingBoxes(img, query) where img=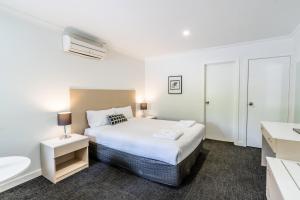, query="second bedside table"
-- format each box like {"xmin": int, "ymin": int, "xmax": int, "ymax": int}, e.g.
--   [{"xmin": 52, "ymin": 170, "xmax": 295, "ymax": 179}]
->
[
  {"xmin": 145, "ymin": 115, "xmax": 157, "ymax": 119},
  {"xmin": 40, "ymin": 134, "xmax": 89, "ymax": 184}
]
